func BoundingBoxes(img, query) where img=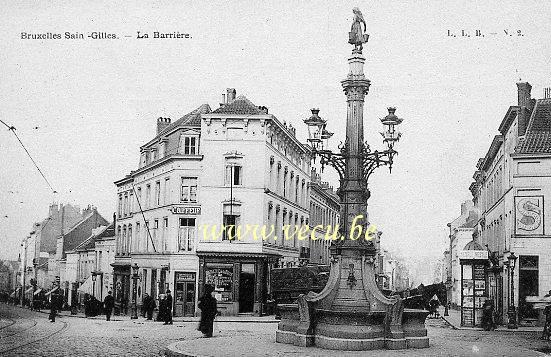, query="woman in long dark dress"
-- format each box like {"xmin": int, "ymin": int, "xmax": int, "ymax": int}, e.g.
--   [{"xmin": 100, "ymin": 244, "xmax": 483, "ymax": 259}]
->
[{"xmin": 198, "ymin": 285, "xmax": 218, "ymax": 338}]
